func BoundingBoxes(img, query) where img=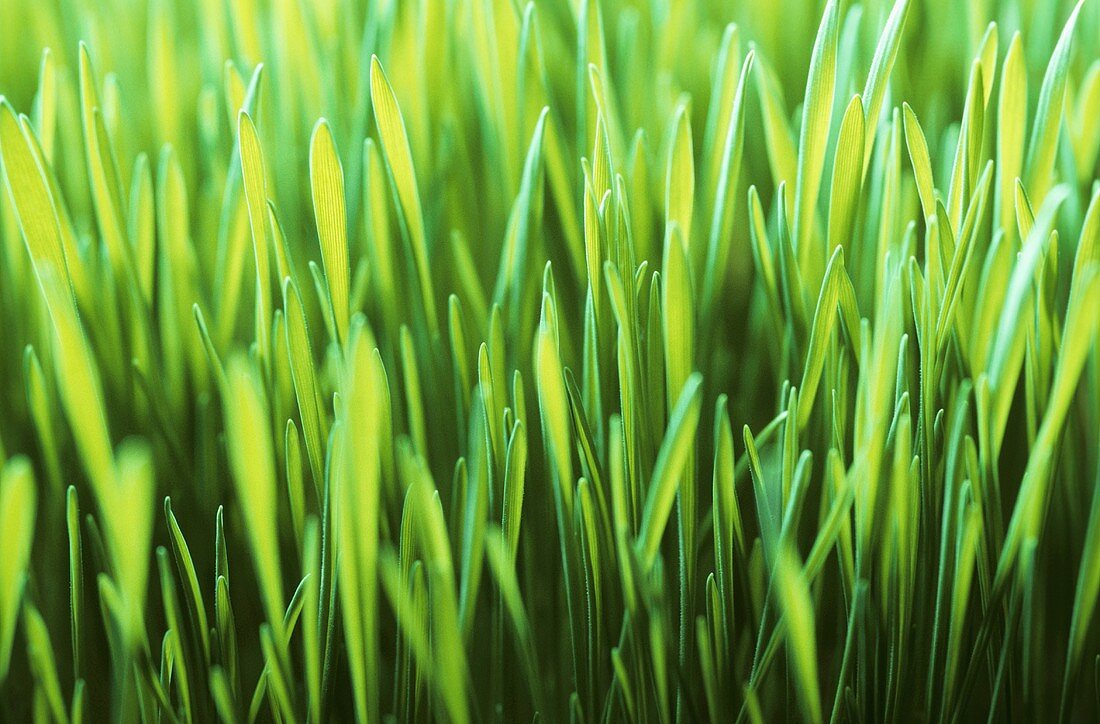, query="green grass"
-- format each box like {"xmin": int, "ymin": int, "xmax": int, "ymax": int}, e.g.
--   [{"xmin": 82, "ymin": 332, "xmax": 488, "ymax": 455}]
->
[{"xmin": 0, "ymin": 0, "xmax": 1098, "ymax": 720}]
